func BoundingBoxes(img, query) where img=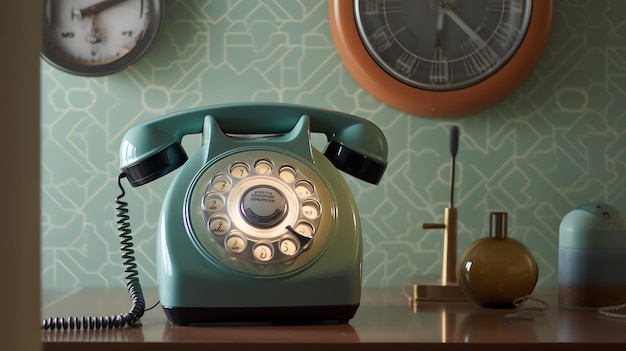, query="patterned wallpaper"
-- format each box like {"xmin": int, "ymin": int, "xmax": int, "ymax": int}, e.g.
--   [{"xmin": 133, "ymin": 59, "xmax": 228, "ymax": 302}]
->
[{"xmin": 41, "ymin": 0, "xmax": 626, "ymax": 290}]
